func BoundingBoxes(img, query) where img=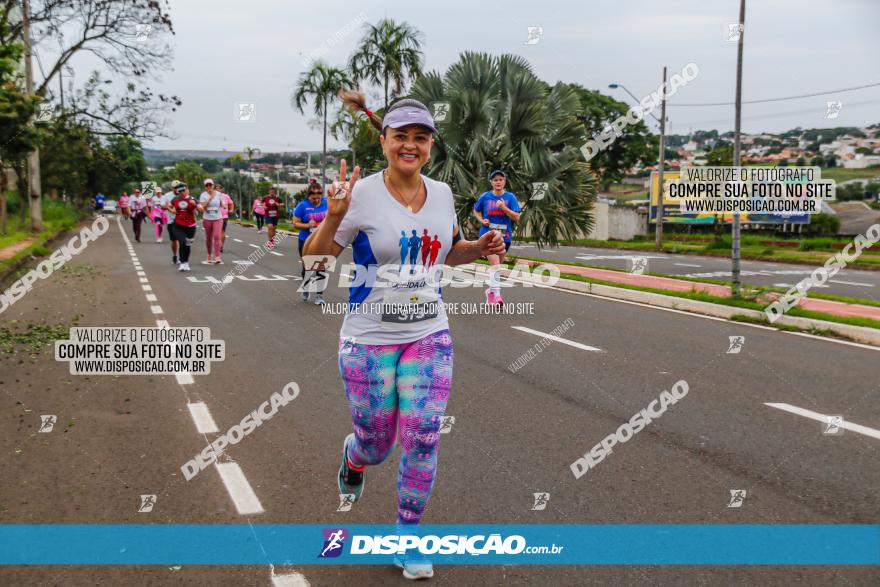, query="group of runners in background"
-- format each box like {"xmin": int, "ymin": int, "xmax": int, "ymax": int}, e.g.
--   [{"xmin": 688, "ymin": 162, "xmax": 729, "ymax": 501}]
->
[{"xmin": 96, "ymin": 167, "xmax": 520, "ymax": 307}]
